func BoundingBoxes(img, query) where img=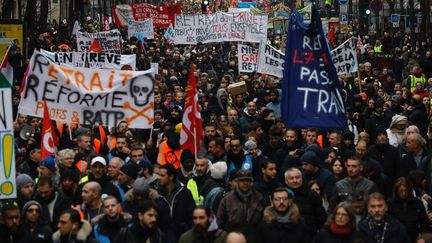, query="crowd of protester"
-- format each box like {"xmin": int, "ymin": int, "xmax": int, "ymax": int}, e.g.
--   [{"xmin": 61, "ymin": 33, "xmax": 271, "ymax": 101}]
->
[{"xmin": 3, "ymin": 4, "xmax": 432, "ymax": 243}]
